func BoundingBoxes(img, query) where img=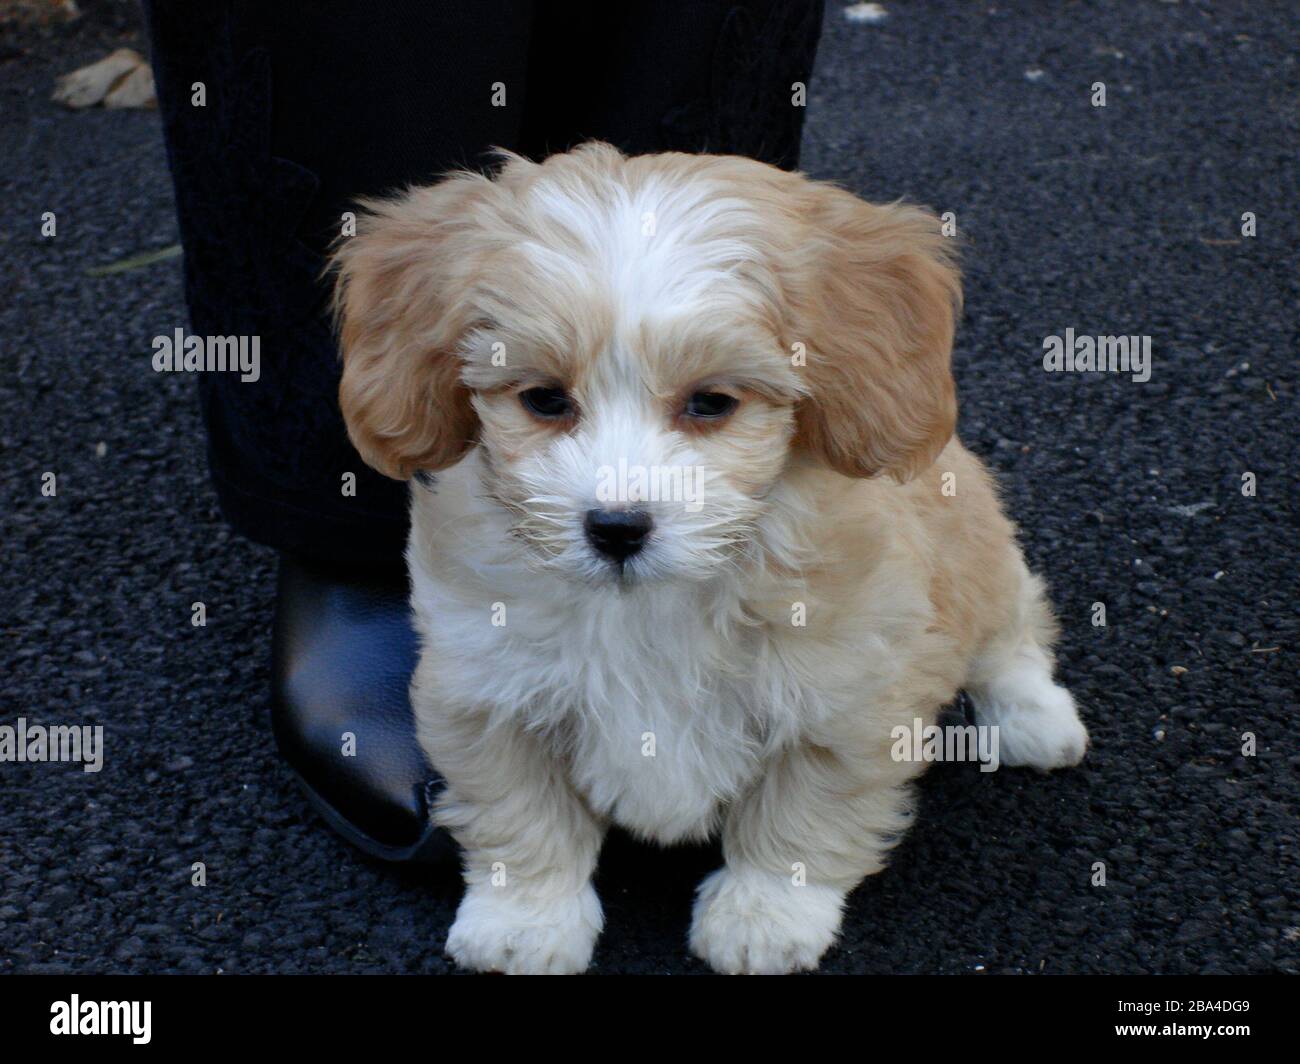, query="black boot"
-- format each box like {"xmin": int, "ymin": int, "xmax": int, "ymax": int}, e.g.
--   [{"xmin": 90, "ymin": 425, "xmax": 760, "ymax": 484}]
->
[{"xmin": 271, "ymin": 553, "xmax": 453, "ymax": 863}]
